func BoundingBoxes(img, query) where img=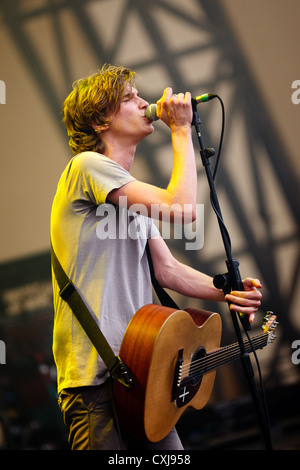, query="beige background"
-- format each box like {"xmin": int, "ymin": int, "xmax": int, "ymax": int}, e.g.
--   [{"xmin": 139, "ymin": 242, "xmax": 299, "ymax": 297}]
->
[
  {"xmin": 0, "ymin": 0, "xmax": 299, "ymax": 263},
  {"xmin": 0, "ymin": 0, "xmax": 299, "ymax": 449}
]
